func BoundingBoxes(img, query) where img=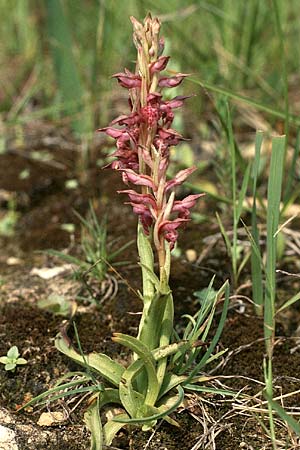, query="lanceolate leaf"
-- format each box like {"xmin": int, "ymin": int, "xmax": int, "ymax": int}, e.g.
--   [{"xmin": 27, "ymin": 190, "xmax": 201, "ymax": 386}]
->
[
  {"xmin": 137, "ymin": 223, "xmax": 155, "ymax": 304},
  {"xmin": 55, "ymin": 333, "xmax": 124, "ymax": 386},
  {"xmin": 103, "ymin": 414, "xmax": 130, "ymax": 446},
  {"xmin": 112, "ymin": 333, "xmax": 159, "ymax": 406},
  {"xmin": 84, "ymin": 395, "xmax": 103, "ymax": 450},
  {"xmin": 113, "ymin": 386, "xmax": 184, "ymax": 424}
]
